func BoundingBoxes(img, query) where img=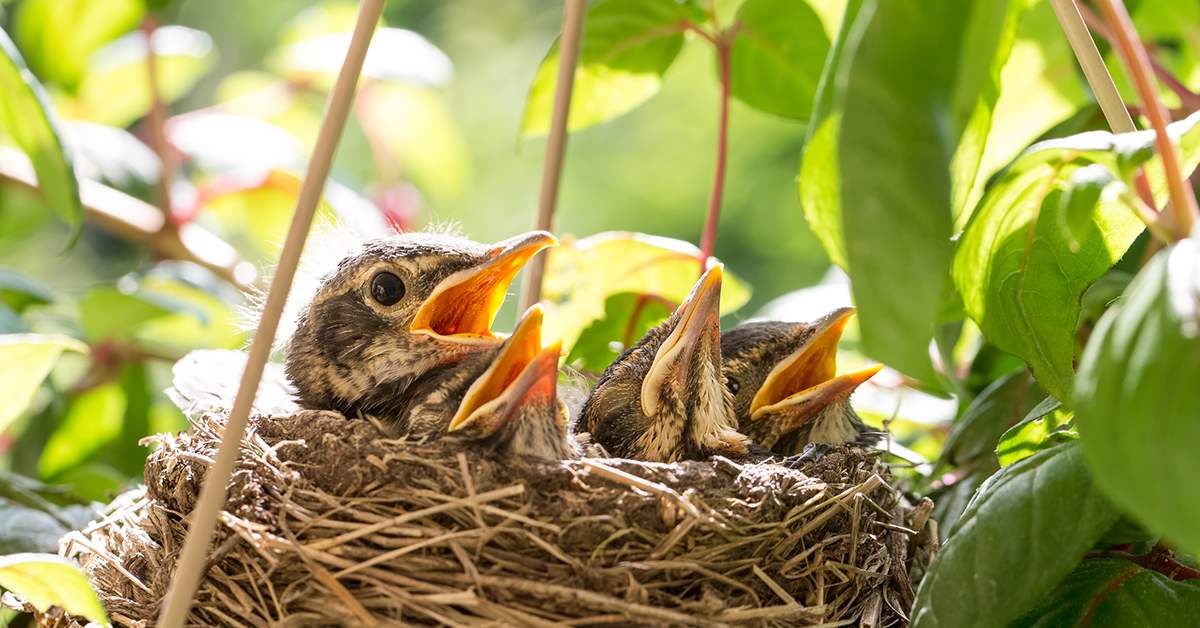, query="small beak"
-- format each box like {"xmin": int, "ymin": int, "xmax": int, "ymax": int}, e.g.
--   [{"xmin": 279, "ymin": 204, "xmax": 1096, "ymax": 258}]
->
[
  {"xmin": 748, "ymin": 307, "xmax": 881, "ymax": 421},
  {"xmin": 642, "ymin": 265, "xmax": 723, "ymax": 418},
  {"xmin": 412, "ymin": 231, "xmax": 556, "ymax": 344},
  {"xmin": 448, "ymin": 304, "xmax": 561, "ymax": 437},
  {"xmin": 753, "ymin": 364, "xmax": 883, "ymax": 427}
]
